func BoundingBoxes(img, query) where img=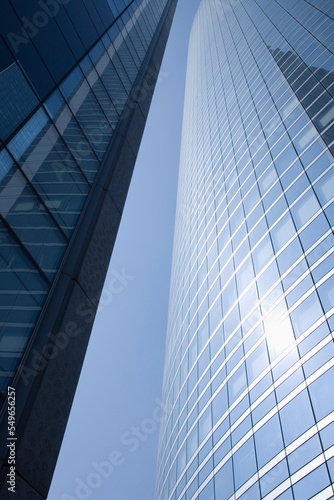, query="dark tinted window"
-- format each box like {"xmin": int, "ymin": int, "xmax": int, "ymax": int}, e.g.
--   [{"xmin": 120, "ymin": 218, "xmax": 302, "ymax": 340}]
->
[
  {"xmin": 10, "ymin": 0, "xmax": 76, "ymax": 82},
  {"xmin": 91, "ymin": 0, "xmax": 115, "ymax": 30},
  {"xmin": 0, "ymin": 38, "xmax": 39, "ymax": 141},
  {"xmin": 82, "ymin": 0, "xmax": 105, "ymax": 33},
  {"xmin": 62, "ymin": 0, "xmax": 99, "ymax": 50},
  {"xmin": 49, "ymin": 2, "xmax": 85, "ymax": 60},
  {"xmin": 0, "ymin": 1, "xmax": 54, "ymax": 98}
]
